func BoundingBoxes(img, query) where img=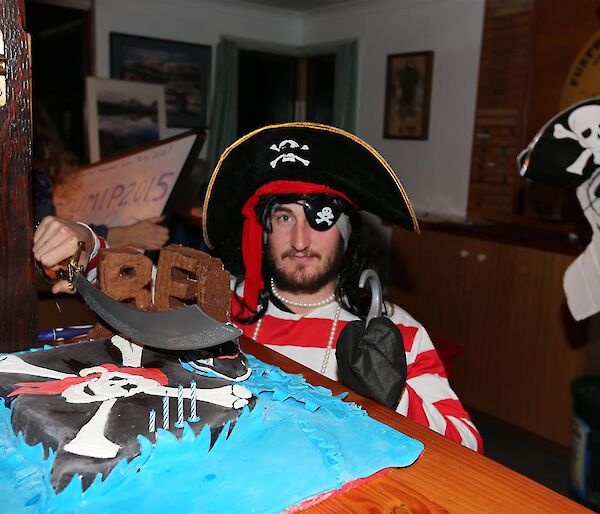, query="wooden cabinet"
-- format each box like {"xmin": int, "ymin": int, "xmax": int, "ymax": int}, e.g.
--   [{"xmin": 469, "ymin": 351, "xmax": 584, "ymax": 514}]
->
[{"xmin": 389, "ymin": 226, "xmax": 587, "ymax": 447}]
